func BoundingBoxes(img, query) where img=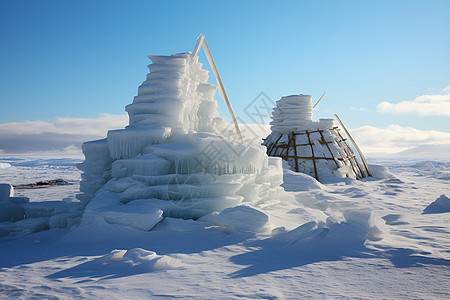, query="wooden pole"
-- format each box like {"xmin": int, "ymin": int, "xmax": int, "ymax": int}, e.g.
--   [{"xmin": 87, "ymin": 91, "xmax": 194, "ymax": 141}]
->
[
  {"xmin": 334, "ymin": 114, "xmax": 372, "ymax": 177},
  {"xmin": 306, "ymin": 130, "xmax": 319, "ymax": 181},
  {"xmin": 267, "ymin": 133, "xmax": 283, "ymax": 156},
  {"xmin": 291, "ymin": 133, "xmax": 299, "ymax": 172},
  {"xmin": 319, "ymin": 130, "xmax": 340, "ymax": 169},
  {"xmin": 192, "ymin": 34, "xmax": 243, "ymax": 141},
  {"xmin": 312, "ymin": 92, "xmax": 326, "ymax": 109},
  {"xmin": 334, "ymin": 128, "xmax": 364, "ymax": 179}
]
